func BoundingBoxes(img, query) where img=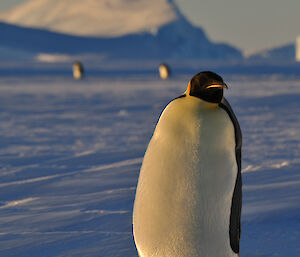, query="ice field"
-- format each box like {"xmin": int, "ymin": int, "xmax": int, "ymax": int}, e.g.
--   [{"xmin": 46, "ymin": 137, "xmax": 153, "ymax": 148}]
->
[{"xmin": 0, "ymin": 72, "xmax": 299, "ymax": 256}]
